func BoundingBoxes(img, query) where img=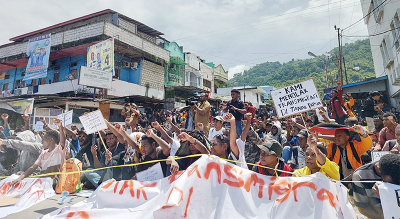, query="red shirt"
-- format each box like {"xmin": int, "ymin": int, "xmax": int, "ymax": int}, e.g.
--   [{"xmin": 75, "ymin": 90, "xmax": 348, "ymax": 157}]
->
[
  {"xmin": 245, "ymin": 105, "xmax": 256, "ymax": 123},
  {"xmin": 330, "ymin": 88, "xmax": 347, "ymax": 118}
]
